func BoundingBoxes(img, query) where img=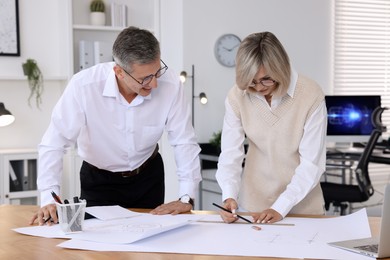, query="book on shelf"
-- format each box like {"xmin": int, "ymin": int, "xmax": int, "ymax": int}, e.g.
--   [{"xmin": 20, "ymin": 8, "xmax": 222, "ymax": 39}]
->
[
  {"xmin": 111, "ymin": 3, "xmax": 127, "ymax": 27},
  {"xmin": 94, "ymin": 41, "xmax": 113, "ymax": 64},
  {"xmin": 79, "ymin": 40, "xmax": 94, "ymax": 70},
  {"xmin": 79, "ymin": 40, "xmax": 113, "ymax": 71},
  {"xmin": 9, "ymin": 162, "xmax": 22, "ymax": 192},
  {"xmin": 27, "ymin": 160, "xmax": 37, "ymax": 191},
  {"xmin": 22, "ymin": 161, "xmax": 29, "ymax": 191}
]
